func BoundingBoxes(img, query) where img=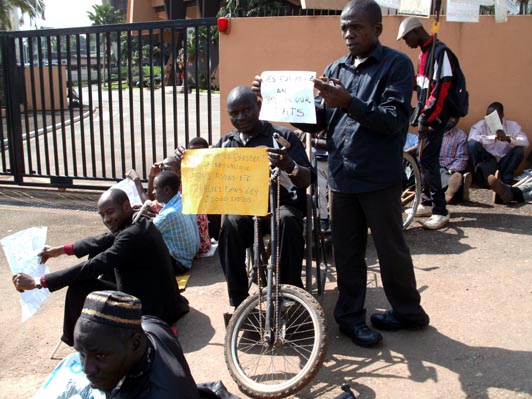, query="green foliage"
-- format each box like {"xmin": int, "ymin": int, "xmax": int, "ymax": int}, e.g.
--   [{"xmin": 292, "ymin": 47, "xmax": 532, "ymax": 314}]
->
[
  {"xmin": 218, "ymin": 0, "xmax": 291, "ymax": 17},
  {"xmin": 0, "ymin": 0, "xmax": 45, "ymax": 30},
  {"xmin": 87, "ymin": 3, "xmax": 124, "ymax": 26}
]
